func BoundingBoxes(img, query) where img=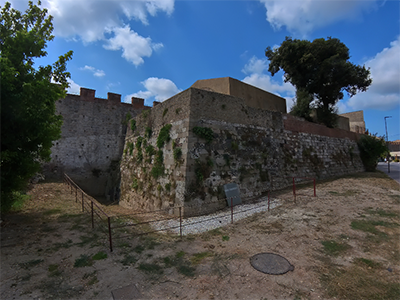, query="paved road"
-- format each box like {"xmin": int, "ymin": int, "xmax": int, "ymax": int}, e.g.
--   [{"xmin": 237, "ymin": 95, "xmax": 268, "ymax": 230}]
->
[{"xmin": 377, "ymin": 162, "xmax": 400, "ymax": 184}]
